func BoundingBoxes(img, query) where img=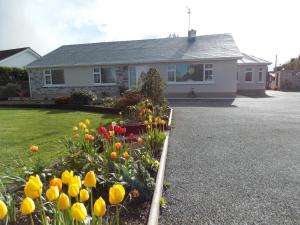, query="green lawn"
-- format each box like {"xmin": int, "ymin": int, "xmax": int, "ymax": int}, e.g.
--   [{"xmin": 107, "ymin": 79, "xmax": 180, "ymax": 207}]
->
[{"xmin": 0, "ymin": 107, "xmax": 116, "ymax": 176}]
